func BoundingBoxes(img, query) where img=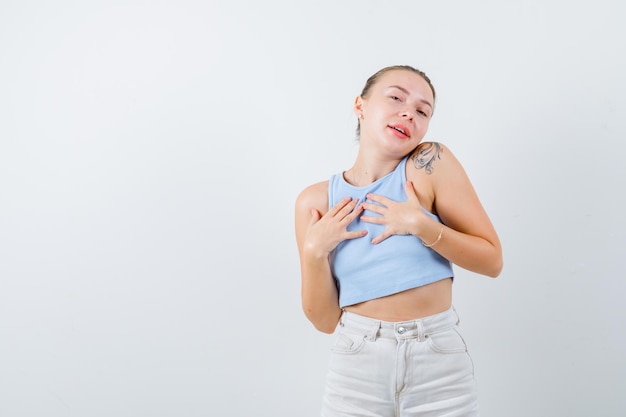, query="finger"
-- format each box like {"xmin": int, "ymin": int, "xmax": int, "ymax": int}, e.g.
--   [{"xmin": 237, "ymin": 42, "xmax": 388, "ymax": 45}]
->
[
  {"xmin": 336, "ymin": 198, "xmax": 360, "ymax": 220},
  {"xmin": 365, "ymin": 193, "xmax": 390, "ymax": 206},
  {"xmin": 360, "ymin": 214, "xmax": 384, "ymax": 225},
  {"xmin": 327, "ymin": 196, "xmax": 354, "ymax": 217},
  {"xmin": 344, "ymin": 229, "xmax": 368, "ymax": 240},
  {"xmin": 371, "ymin": 231, "xmax": 391, "ymax": 245},
  {"xmin": 361, "ymin": 202, "xmax": 385, "ymax": 215},
  {"xmin": 342, "ymin": 203, "xmax": 364, "ymax": 224},
  {"xmin": 309, "ymin": 209, "xmax": 321, "ymax": 224},
  {"xmin": 405, "ymin": 181, "xmax": 421, "ymax": 203}
]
